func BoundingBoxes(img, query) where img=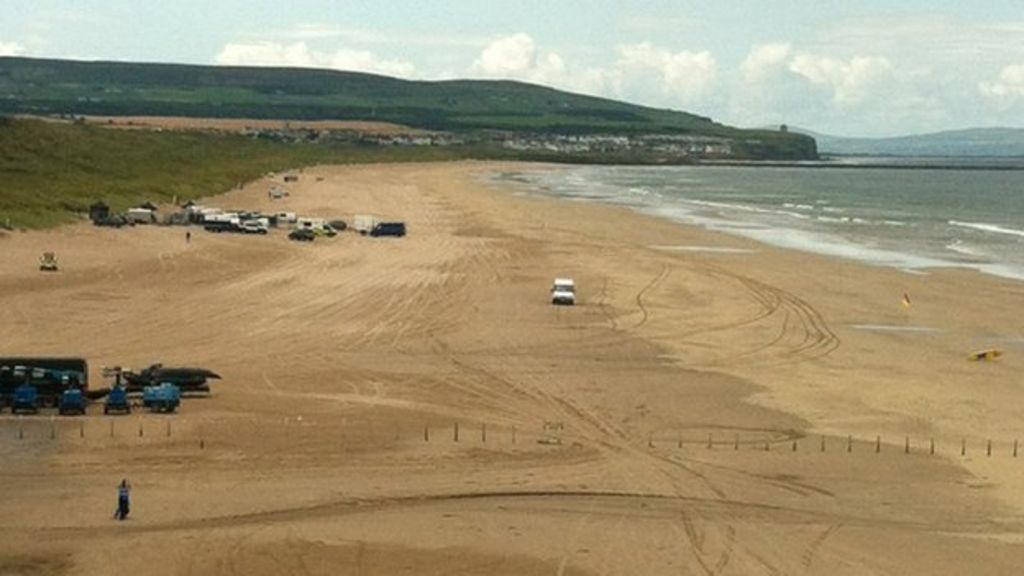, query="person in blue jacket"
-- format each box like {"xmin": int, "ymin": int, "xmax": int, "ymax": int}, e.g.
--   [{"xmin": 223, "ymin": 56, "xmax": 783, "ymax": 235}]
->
[{"xmin": 115, "ymin": 479, "xmax": 131, "ymax": 521}]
